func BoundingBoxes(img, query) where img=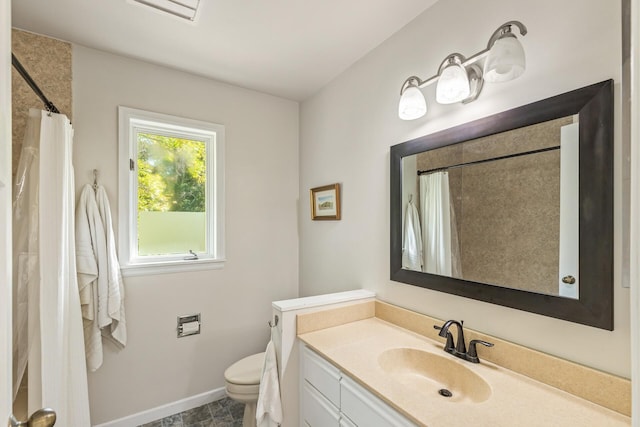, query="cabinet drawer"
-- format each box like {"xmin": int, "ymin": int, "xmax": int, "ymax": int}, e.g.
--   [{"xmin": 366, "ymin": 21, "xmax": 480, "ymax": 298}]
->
[
  {"xmin": 302, "ymin": 380, "xmax": 340, "ymax": 427},
  {"xmin": 340, "ymin": 376, "xmax": 416, "ymax": 427},
  {"xmin": 302, "ymin": 345, "xmax": 341, "ymax": 406},
  {"xmin": 339, "ymin": 414, "xmax": 357, "ymax": 427}
]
